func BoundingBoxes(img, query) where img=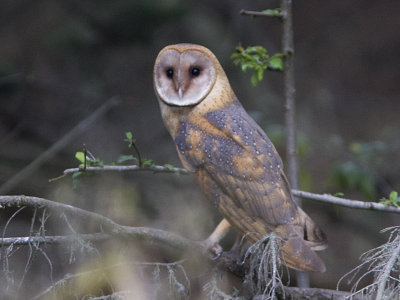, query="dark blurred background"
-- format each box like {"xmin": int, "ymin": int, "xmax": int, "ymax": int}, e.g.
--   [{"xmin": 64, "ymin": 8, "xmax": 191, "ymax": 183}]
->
[{"xmin": 0, "ymin": 0, "xmax": 399, "ymax": 298}]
